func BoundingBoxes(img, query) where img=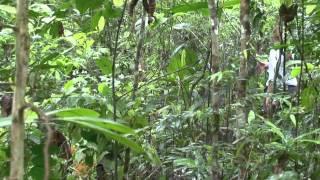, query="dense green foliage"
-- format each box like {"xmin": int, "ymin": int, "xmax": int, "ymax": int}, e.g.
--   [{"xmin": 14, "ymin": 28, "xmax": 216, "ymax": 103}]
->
[{"xmin": 0, "ymin": 0, "xmax": 320, "ymax": 179}]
